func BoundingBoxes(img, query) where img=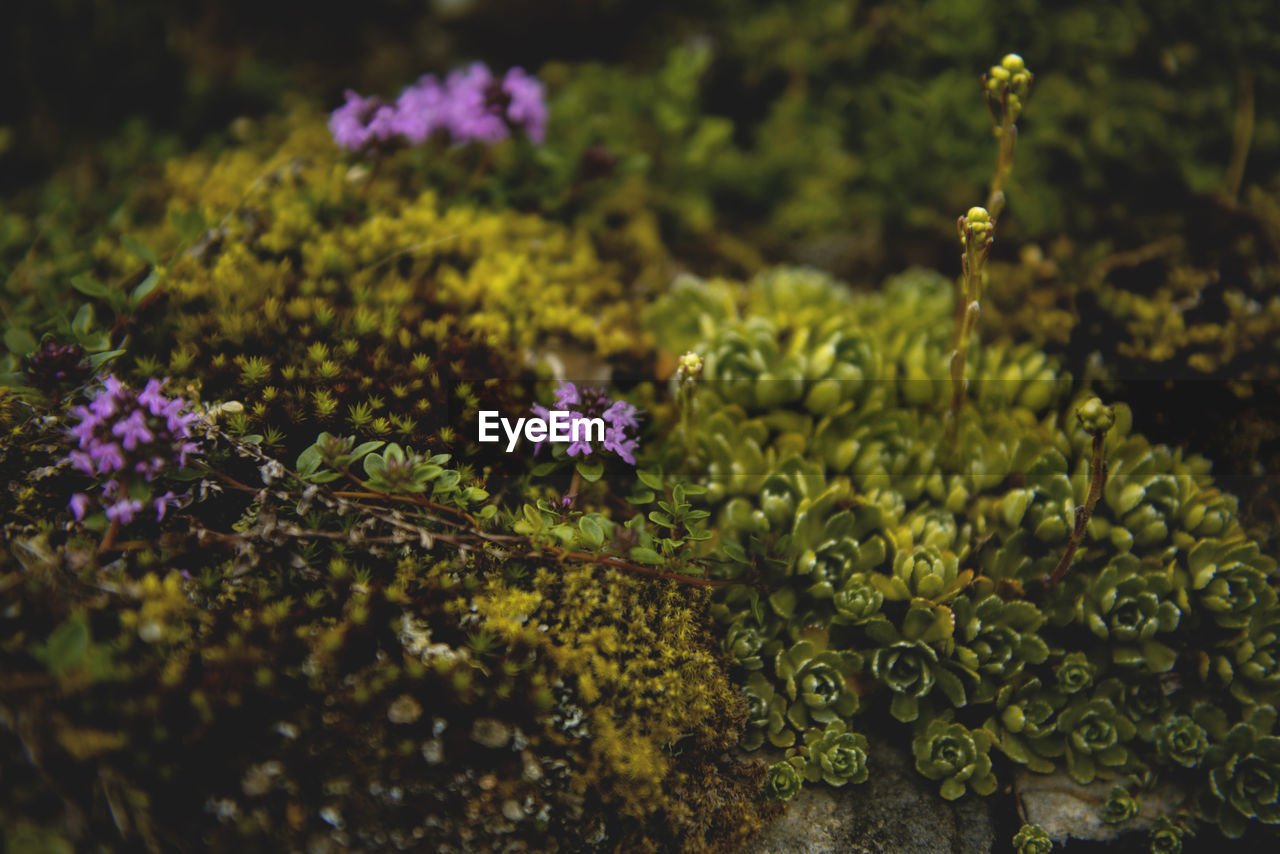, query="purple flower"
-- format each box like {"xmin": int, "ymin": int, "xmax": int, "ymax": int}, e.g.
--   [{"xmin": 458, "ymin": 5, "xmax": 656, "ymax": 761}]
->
[
  {"xmin": 394, "ymin": 75, "xmax": 449, "ymax": 144},
  {"xmin": 69, "ymin": 493, "xmax": 90, "ymax": 520},
  {"xmin": 500, "ymin": 67, "xmax": 548, "ymax": 143},
  {"xmin": 105, "ymin": 497, "xmax": 144, "ymax": 524},
  {"xmin": 328, "ymin": 90, "xmax": 385, "ymax": 152},
  {"xmin": 533, "ymin": 381, "xmax": 640, "ymax": 466},
  {"xmin": 64, "ymin": 375, "xmax": 202, "ymax": 526},
  {"xmin": 112, "ymin": 410, "xmax": 155, "ymax": 450},
  {"xmin": 329, "ymin": 63, "xmax": 549, "ymax": 152},
  {"xmin": 554, "ymin": 382, "xmax": 582, "ymax": 410}
]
